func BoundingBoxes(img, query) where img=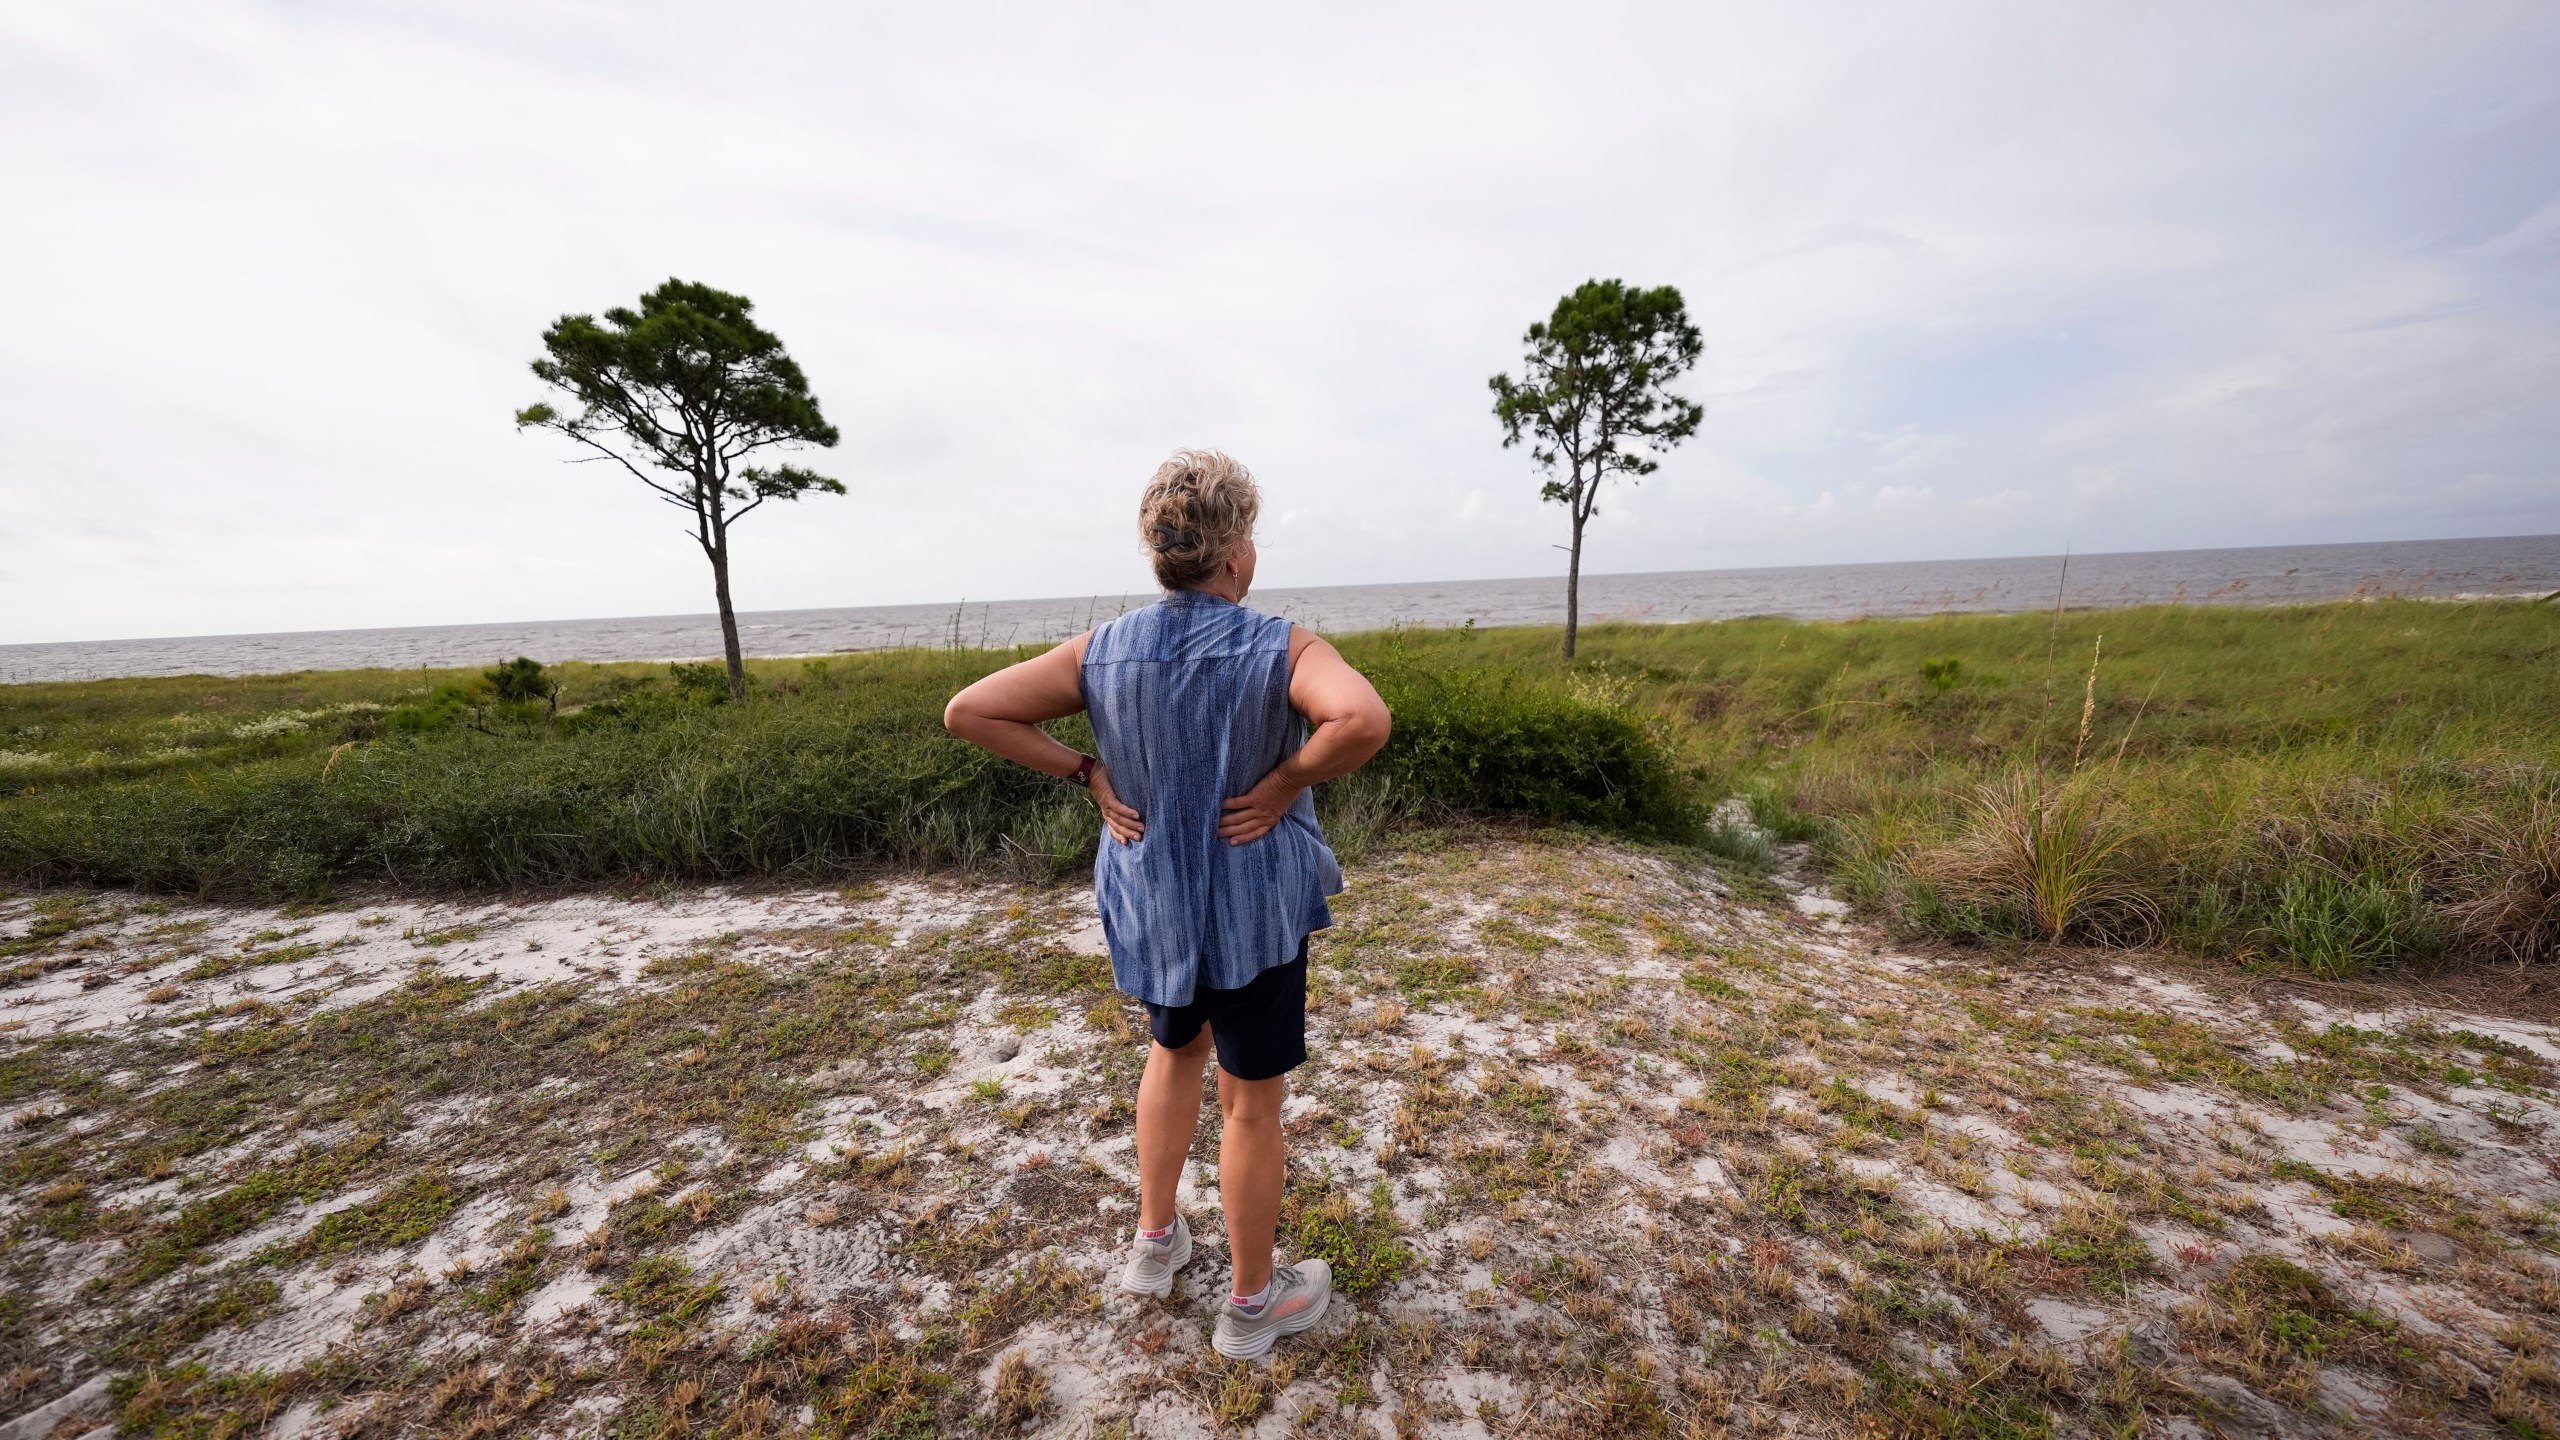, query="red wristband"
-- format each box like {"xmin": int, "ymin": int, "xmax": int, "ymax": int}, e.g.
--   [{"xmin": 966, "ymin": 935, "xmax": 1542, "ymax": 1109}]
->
[{"xmin": 1068, "ymin": 754, "xmax": 1097, "ymax": 788}]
